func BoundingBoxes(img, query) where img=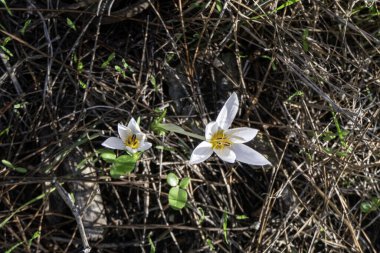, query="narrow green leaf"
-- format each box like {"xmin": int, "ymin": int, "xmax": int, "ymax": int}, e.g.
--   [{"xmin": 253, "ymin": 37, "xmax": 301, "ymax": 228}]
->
[
  {"xmin": 206, "ymin": 239, "xmax": 215, "ymax": 251},
  {"xmin": 0, "ymin": 0, "xmax": 13, "ymax": 16},
  {"xmin": 115, "ymin": 65, "xmax": 126, "ymax": 78},
  {"xmin": 167, "ymin": 173, "xmax": 179, "ymax": 187},
  {"xmin": 236, "ymin": 214, "xmax": 249, "ymax": 220},
  {"xmin": 14, "ymin": 167, "xmax": 27, "ymax": 173},
  {"xmin": 321, "ymin": 131, "xmax": 336, "ymax": 142},
  {"xmin": 149, "ymin": 74, "xmax": 157, "ymax": 91},
  {"xmin": 159, "ymin": 123, "xmax": 205, "ymax": 141},
  {"xmin": 2, "ymin": 159, "xmax": 15, "ymax": 169},
  {"xmin": 287, "ymin": 90, "xmax": 304, "ymax": 101},
  {"xmin": 101, "ymin": 52, "xmax": 115, "ymax": 68},
  {"xmin": 66, "ymin": 18, "xmax": 76, "ymax": 31},
  {"xmin": 274, "ymin": 0, "xmax": 300, "ymax": 12},
  {"xmin": 79, "ymin": 80, "xmax": 87, "ymax": 89},
  {"xmin": 216, "ymin": 0, "xmax": 222, "ymax": 13},
  {"xmin": 20, "ymin": 20, "xmax": 31, "ymax": 35},
  {"xmin": 0, "ymin": 45, "xmax": 13, "ymax": 57},
  {"xmin": 223, "ymin": 211, "xmax": 229, "ymax": 244},
  {"xmin": 148, "ymin": 232, "xmax": 156, "ymax": 253},
  {"xmin": 198, "ymin": 207, "xmax": 205, "ymax": 224}
]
